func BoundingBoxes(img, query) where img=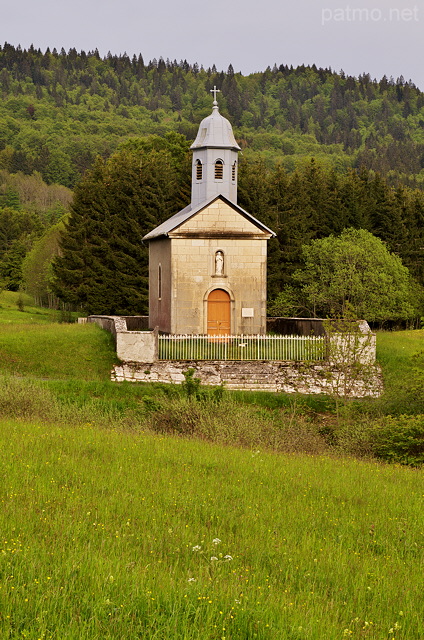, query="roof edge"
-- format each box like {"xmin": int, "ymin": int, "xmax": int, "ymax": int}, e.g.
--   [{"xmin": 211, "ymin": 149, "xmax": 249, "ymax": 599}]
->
[{"xmin": 142, "ymin": 195, "xmax": 276, "ymax": 241}]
